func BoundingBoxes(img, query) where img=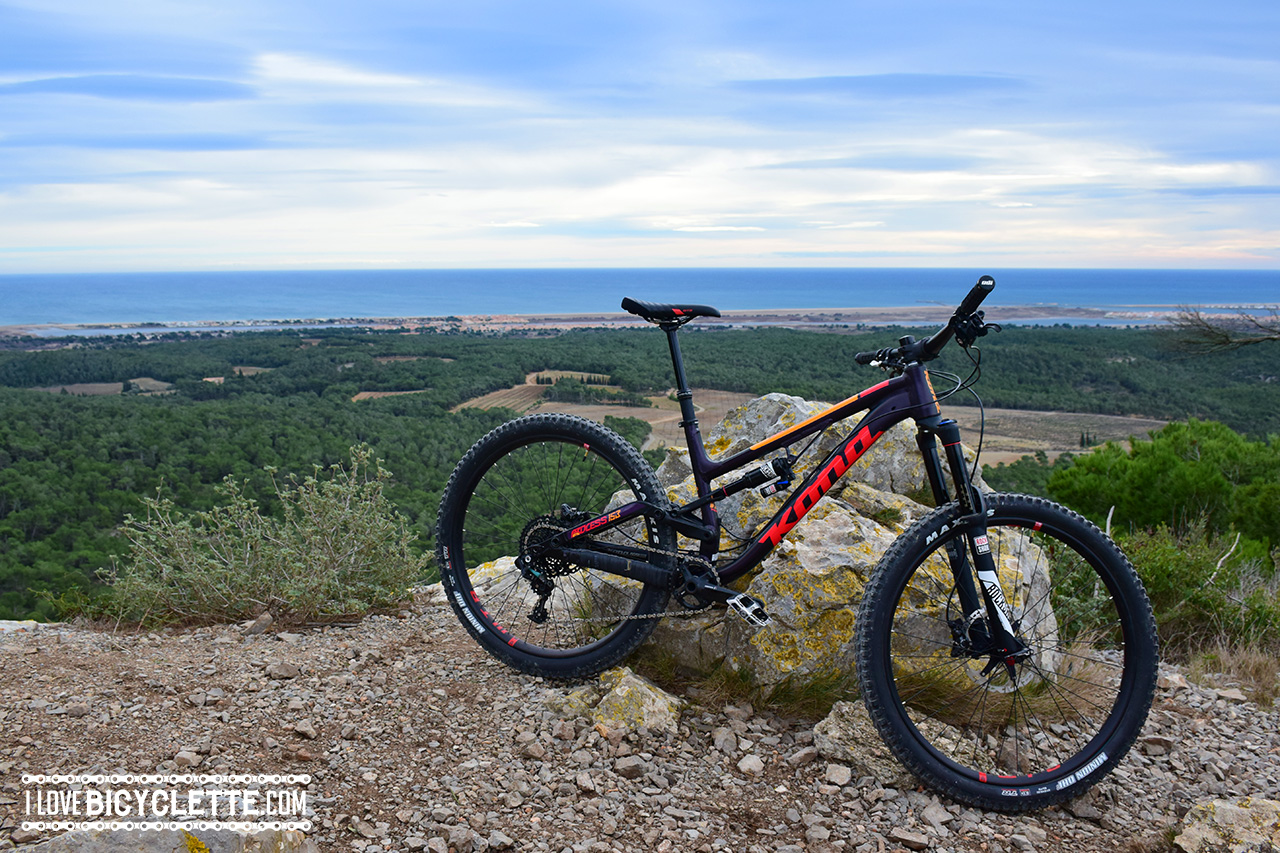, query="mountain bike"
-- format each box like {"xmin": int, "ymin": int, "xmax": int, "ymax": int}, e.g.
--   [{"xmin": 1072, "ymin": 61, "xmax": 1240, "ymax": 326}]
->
[{"xmin": 435, "ymin": 276, "xmax": 1158, "ymax": 811}]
